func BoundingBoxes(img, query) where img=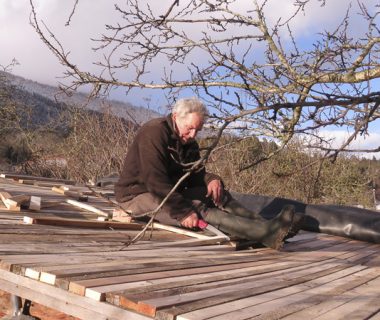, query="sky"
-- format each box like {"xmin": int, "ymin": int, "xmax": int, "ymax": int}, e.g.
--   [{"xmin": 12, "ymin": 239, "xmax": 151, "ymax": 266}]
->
[{"xmin": 0, "ymin": 0, "xmax": 379, "ymax": 157}]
